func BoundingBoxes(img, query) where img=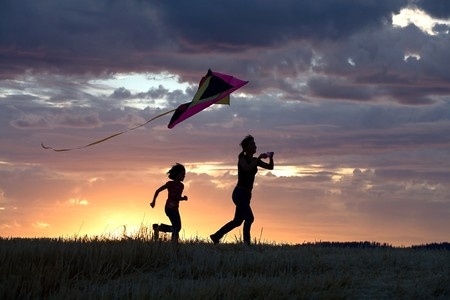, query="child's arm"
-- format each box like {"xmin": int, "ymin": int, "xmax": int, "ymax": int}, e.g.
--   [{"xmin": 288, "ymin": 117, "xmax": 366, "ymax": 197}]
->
[{"xmin": 150, "ymin": 184, "xmax": 167, "ymax": 208}]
